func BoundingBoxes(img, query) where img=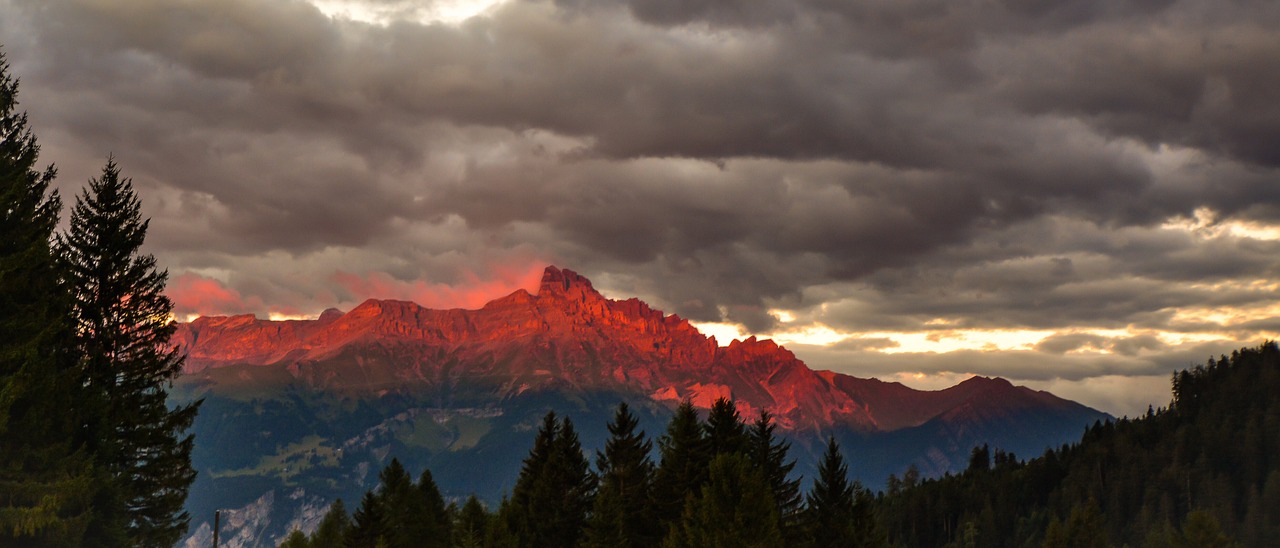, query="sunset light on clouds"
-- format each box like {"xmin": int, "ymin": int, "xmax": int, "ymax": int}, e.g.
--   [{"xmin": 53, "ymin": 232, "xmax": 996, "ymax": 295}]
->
[{"xmin": 4, "ymin": 0, "xmax": 1280, "ymax": 417}]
